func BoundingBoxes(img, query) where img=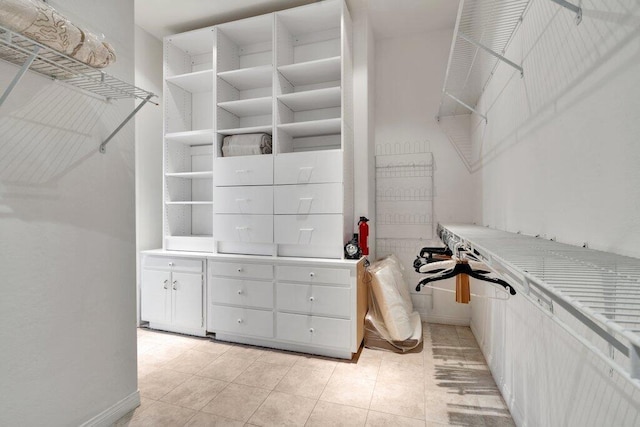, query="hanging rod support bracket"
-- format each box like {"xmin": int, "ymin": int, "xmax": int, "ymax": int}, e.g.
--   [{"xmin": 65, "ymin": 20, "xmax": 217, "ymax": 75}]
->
[
  {"xmin": 458, "ymin": 32, "xmax": 524, "ymax": 78},
  {"xmin": 99, "ymin": 93, "xmax": 154, "ymax": 154},
  {"xmin": 550, "ymin": 0, "xmax": 582, "ymax": 25},
  {"xmin": 0, "ymin": 43, "xmax": 40, "ymax": 108},
  {"xmin": 443, "ymin": 91, "xmax": 487, "ymax": 122}
]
